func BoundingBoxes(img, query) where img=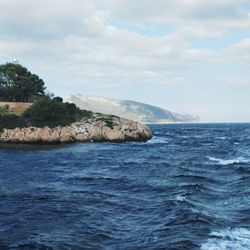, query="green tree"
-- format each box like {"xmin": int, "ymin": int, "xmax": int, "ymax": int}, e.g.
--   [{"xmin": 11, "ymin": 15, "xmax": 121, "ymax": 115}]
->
[
  {"xmin": 0, "ymin": 63, "xmax": 46, "ymax": 102},
  {"xmin": 23, "ymin": 99, "xmax": 93, "ymax": 127}
]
